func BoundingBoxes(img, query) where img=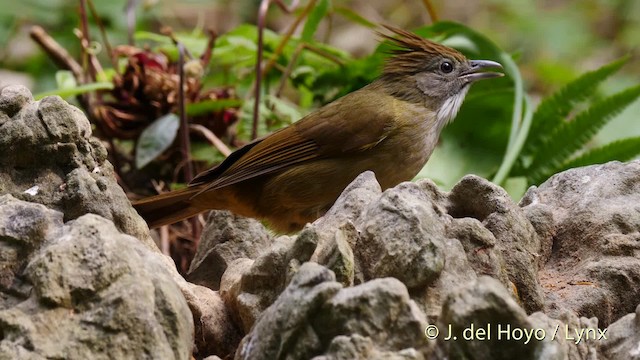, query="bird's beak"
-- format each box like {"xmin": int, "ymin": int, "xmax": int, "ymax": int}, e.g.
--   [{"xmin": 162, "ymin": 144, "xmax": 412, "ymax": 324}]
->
[{"xmin": 461, "ymin": 60, "xmax": 504, "ymax": 82}]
